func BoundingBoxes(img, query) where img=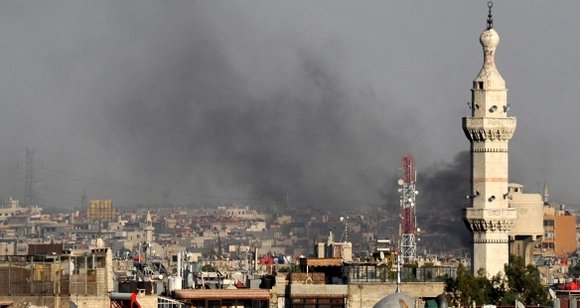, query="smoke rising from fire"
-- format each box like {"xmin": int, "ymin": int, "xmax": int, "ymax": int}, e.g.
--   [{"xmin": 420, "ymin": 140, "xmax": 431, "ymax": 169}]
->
[{"xmin": 1, "ymin": 2, "xmax": 579, "ymax": 253}]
